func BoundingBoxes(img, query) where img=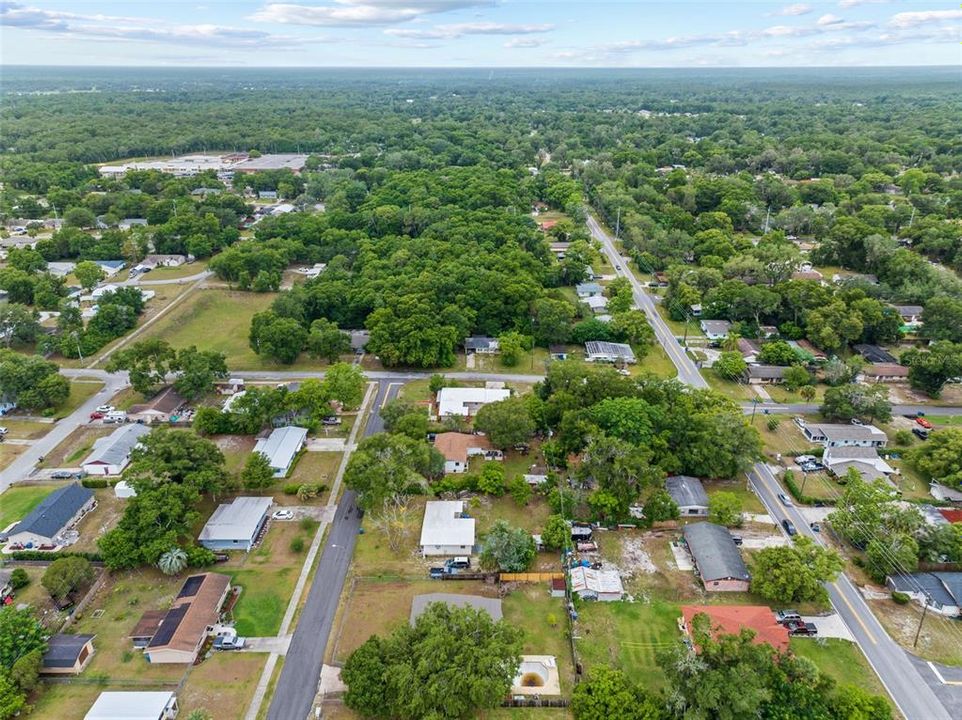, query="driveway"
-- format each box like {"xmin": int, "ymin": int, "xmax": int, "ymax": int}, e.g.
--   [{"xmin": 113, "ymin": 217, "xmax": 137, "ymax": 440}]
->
[{"xmin": 800, "ymin": 613, "xmax": 854, "ymax": 641}]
